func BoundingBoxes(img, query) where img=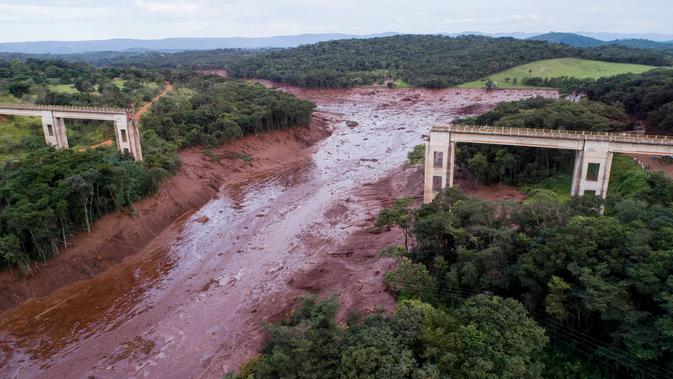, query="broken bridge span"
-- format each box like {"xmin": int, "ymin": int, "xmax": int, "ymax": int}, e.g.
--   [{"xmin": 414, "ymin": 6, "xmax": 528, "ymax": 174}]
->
[{"xmin": 0, "ymin": 103, "xmax": 143, "ymax": 161}]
